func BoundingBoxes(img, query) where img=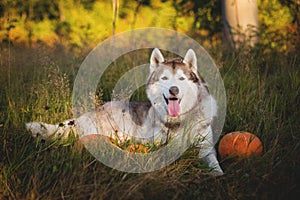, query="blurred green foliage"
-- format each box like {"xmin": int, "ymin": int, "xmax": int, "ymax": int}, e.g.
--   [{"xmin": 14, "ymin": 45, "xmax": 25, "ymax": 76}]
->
[
  {"xmin": 258, "ymin": 0, "xmax": 298, "ymax": 53},
  {"xmin": 0, "ymin": 0, "xmax": 298, "ymax": 53}
]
